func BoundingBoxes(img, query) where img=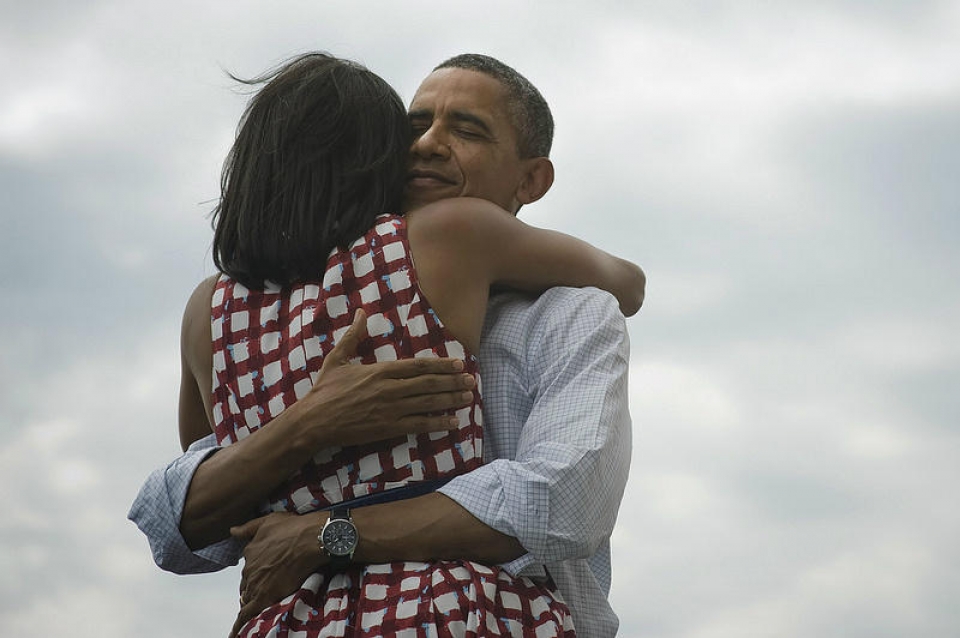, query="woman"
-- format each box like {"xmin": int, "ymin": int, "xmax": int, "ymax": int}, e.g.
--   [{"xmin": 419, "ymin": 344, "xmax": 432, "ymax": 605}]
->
[{"xmin": 179, "ymin": 52, "xmax": 643, "ymax": 637}]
